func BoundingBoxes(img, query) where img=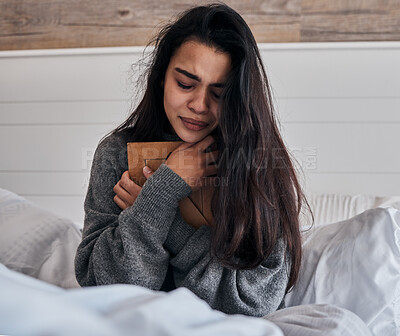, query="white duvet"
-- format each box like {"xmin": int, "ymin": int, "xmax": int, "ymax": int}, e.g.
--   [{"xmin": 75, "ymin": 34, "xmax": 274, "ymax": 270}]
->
[
  {"xmin": 0, "ymin": 263, "xmax": 370, "ymax": 336},
  {"xmin": 1, "ymin": 188, "xmax": 400, "ymax": 335}
]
